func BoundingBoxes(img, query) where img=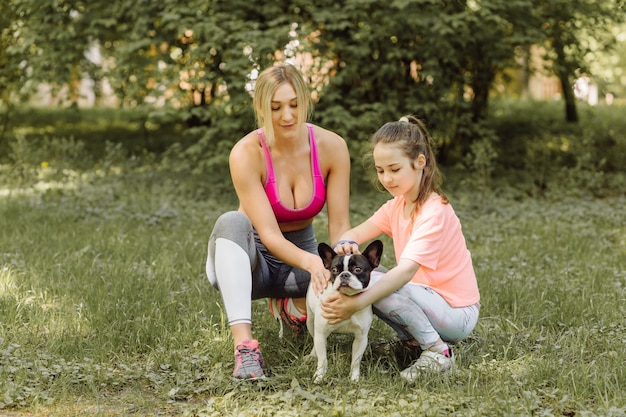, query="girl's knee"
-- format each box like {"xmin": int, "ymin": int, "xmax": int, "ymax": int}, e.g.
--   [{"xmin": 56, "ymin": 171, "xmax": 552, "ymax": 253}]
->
[
  {"xmin": 373, "ymin": 293, "xmax": 403, "ymax": 315},
  {"xmin": 373, "ymin": 300, "xmax": 388, "ymax": 316}
]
